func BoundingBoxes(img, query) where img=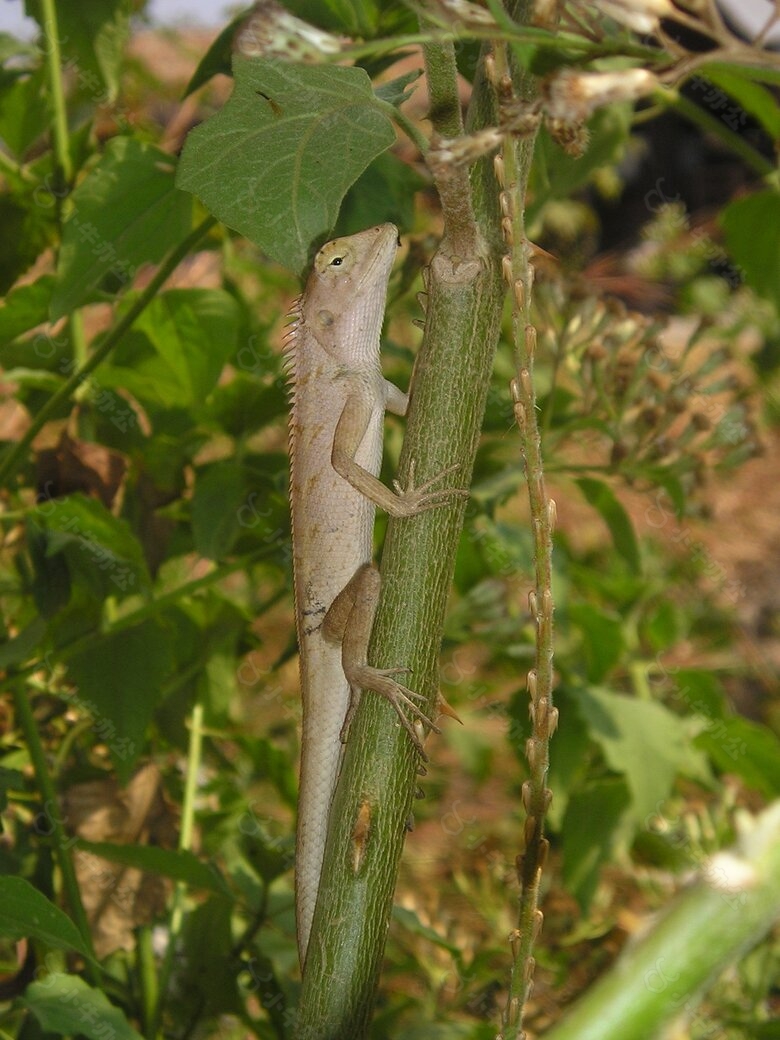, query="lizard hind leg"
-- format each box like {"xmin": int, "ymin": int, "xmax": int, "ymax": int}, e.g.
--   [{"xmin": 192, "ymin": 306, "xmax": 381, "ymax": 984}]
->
[{"xmin": 321, "ymin": 562, "xmax": 440, "ymax": 757}]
